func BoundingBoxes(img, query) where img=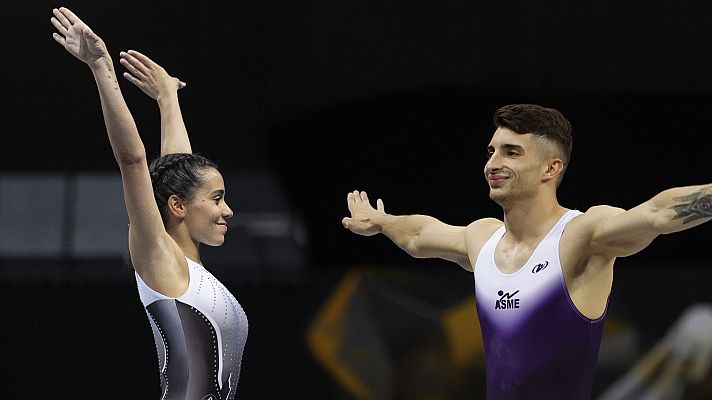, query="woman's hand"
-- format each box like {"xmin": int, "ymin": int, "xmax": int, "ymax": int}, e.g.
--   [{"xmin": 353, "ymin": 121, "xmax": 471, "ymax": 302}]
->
[
  {"xmin": 120, "ymin": 50, "xmax": 186, "ymax": 101},
  {"xmin": 51, "ymin": 7, "xmax": 109, "ymax": 69}
]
